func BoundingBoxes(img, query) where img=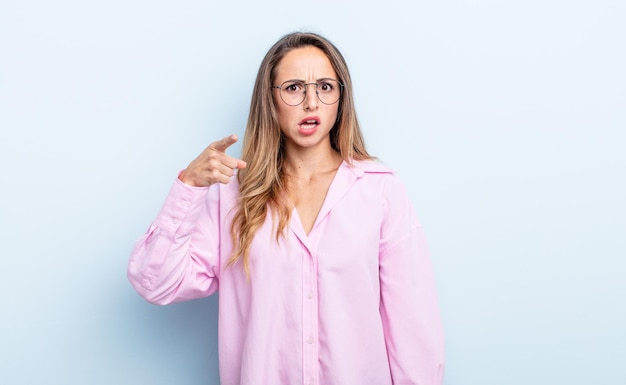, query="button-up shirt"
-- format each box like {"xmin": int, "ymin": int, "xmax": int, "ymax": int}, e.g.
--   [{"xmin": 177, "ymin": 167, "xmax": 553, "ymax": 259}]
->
[{"xmin": 128, "ymin": 160, "xmax": 445, "ymax": 385}]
